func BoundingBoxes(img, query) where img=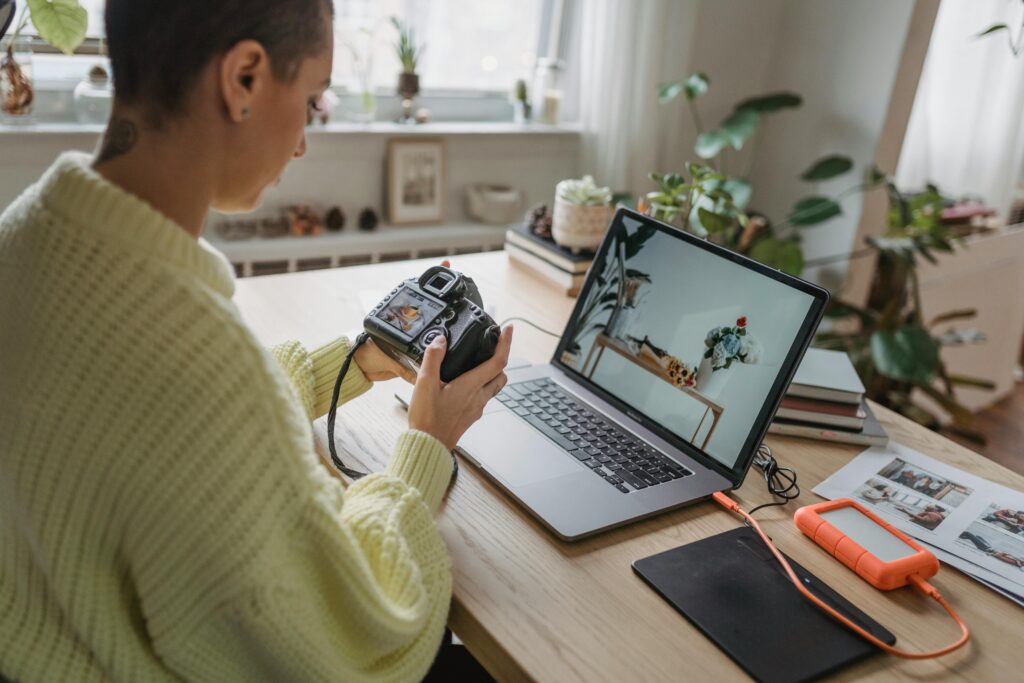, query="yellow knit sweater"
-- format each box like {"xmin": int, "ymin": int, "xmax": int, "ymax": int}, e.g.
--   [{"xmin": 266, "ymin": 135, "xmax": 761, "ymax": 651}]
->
[{"xmin": 0, "ymin": 153, "xmax": 454, "ymax": 682}]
